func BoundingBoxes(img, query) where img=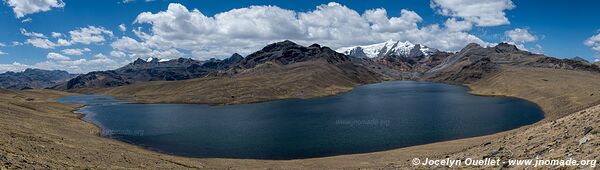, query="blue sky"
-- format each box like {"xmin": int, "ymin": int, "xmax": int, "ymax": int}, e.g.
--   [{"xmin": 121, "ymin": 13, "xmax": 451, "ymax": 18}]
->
[{"xmin": 0, "ymin": 0, "xmax": 599, "ymax": 73}]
